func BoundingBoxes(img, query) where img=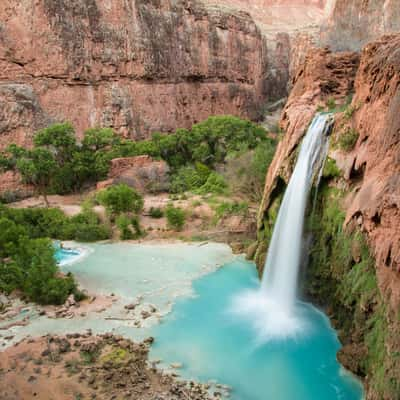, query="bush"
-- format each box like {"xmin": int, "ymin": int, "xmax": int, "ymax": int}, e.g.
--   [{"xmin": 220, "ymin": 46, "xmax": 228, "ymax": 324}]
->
[
  {"xmin": 323, "ymin": 157, "xmax": 341, "ymax": 179},
  {"xmin": 116, "ymin": 214, "xmax": 142, "ymax": 240},
  {"xmin": 338, "ymin": 127, "xmax": 359, "ymax": 151},
  {"xmin": 149, "ymin": 207, "xmax": 164, "ymax": 218},
  {"xmin": 165, "ymin": 205, "xmax": 186, "ymax": 231},
  {"xmin": 0, "ymin": 234, "xmax": 77, "ymax": 305},
  {"xmin": 169, "ymin": 163, "xmax": 212, "ymax": 193},
  {"xmin": 97, "ymin": 184, "xmax": 143, "ymax": 215},
  {"xmin": 215, "ymin": 201, "xmax": 249, "ymax": 220},
  {"xmin": 195, "ymin": 172, "xmax": 227, "ymax": 195},
  {"xmin": 116, "ymin": 214, "xmax": 134, "ymax": 240},
  {"xmin": 326, "ymin": 97, "xmax": 336, "ymax": 111},
  {"xmin": 0, "ymin": 205, "xmax": 109, "ymax": 304},
  {"xmin": 224, "ymin": 141, "xmax": 276, "ymax": 201}
]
